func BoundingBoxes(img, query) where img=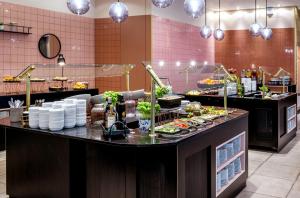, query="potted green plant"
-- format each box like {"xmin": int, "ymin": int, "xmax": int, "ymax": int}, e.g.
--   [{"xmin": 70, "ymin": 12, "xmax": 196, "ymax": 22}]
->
[
  {"xmin": 137, "ymin": 102, "xmax": 160, "ymax": 133},
  {"xmin": 259, "ymin": 85, "xmax": 269, "ymax": 98},
  {"xmin": 103, "ymin": 91, "xmax": 120, "ymax": 106}
]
